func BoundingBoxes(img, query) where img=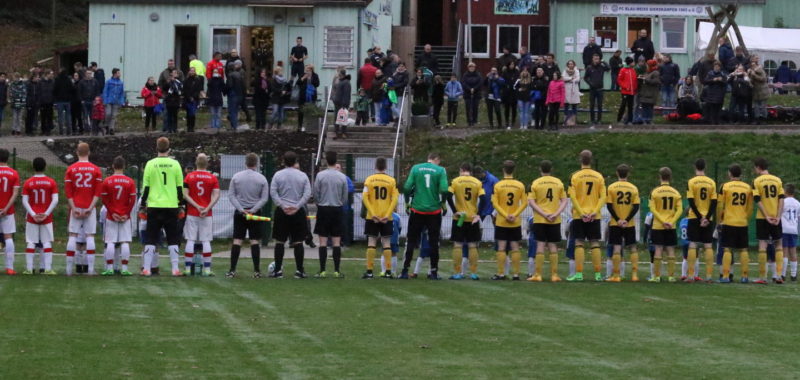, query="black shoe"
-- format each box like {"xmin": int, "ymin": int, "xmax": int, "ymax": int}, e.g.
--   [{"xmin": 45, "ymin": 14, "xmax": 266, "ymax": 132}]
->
[
  {"xmin": 792, "ymin": 276, "xmax": 797, "ymax": 282},
  {"xmin": 294, "ymin": 271, "xmax": 307, "ymax": 279},
  {"xmin": 381, "ymin": 271, "xmax": 394, "ymax": 279},
  {"xmin": 491, "ymin": 274, "xmax": 506, "ymax": 281},
  {"xmin": 427, "ymin": 272, "xmax": 442, "ymax": 280},
  {"xmin": 512, "ymin": 275, "xmax": 521, "ymax": 281},
  {"xmin": 305, "ymin": 237, "xmax": 316, "ymax": 248},
  {"xmin": 362, "ymin": 271, "xmax": 374, "ymax": 279},
  {"xmin": 398, "ymin": 269, "xmax": 409, "ymax": 279},
  {"xmin": 253, "ymin": 271, "xmax": 262, "ymax": 278},
  {"xmin": 76, "ymin": 264, "xmax": 83, "ymax": 274},
  {"xmin": 225, "ymin": 271, "xmax": 236, "ymax": 278},
  {"xmin": 152, "ymin": 267, "xmax": 160, "ymax": 276},
  {"xmin": 269, "ymin": 270, "xmax": 284, "ymax": 278}
]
